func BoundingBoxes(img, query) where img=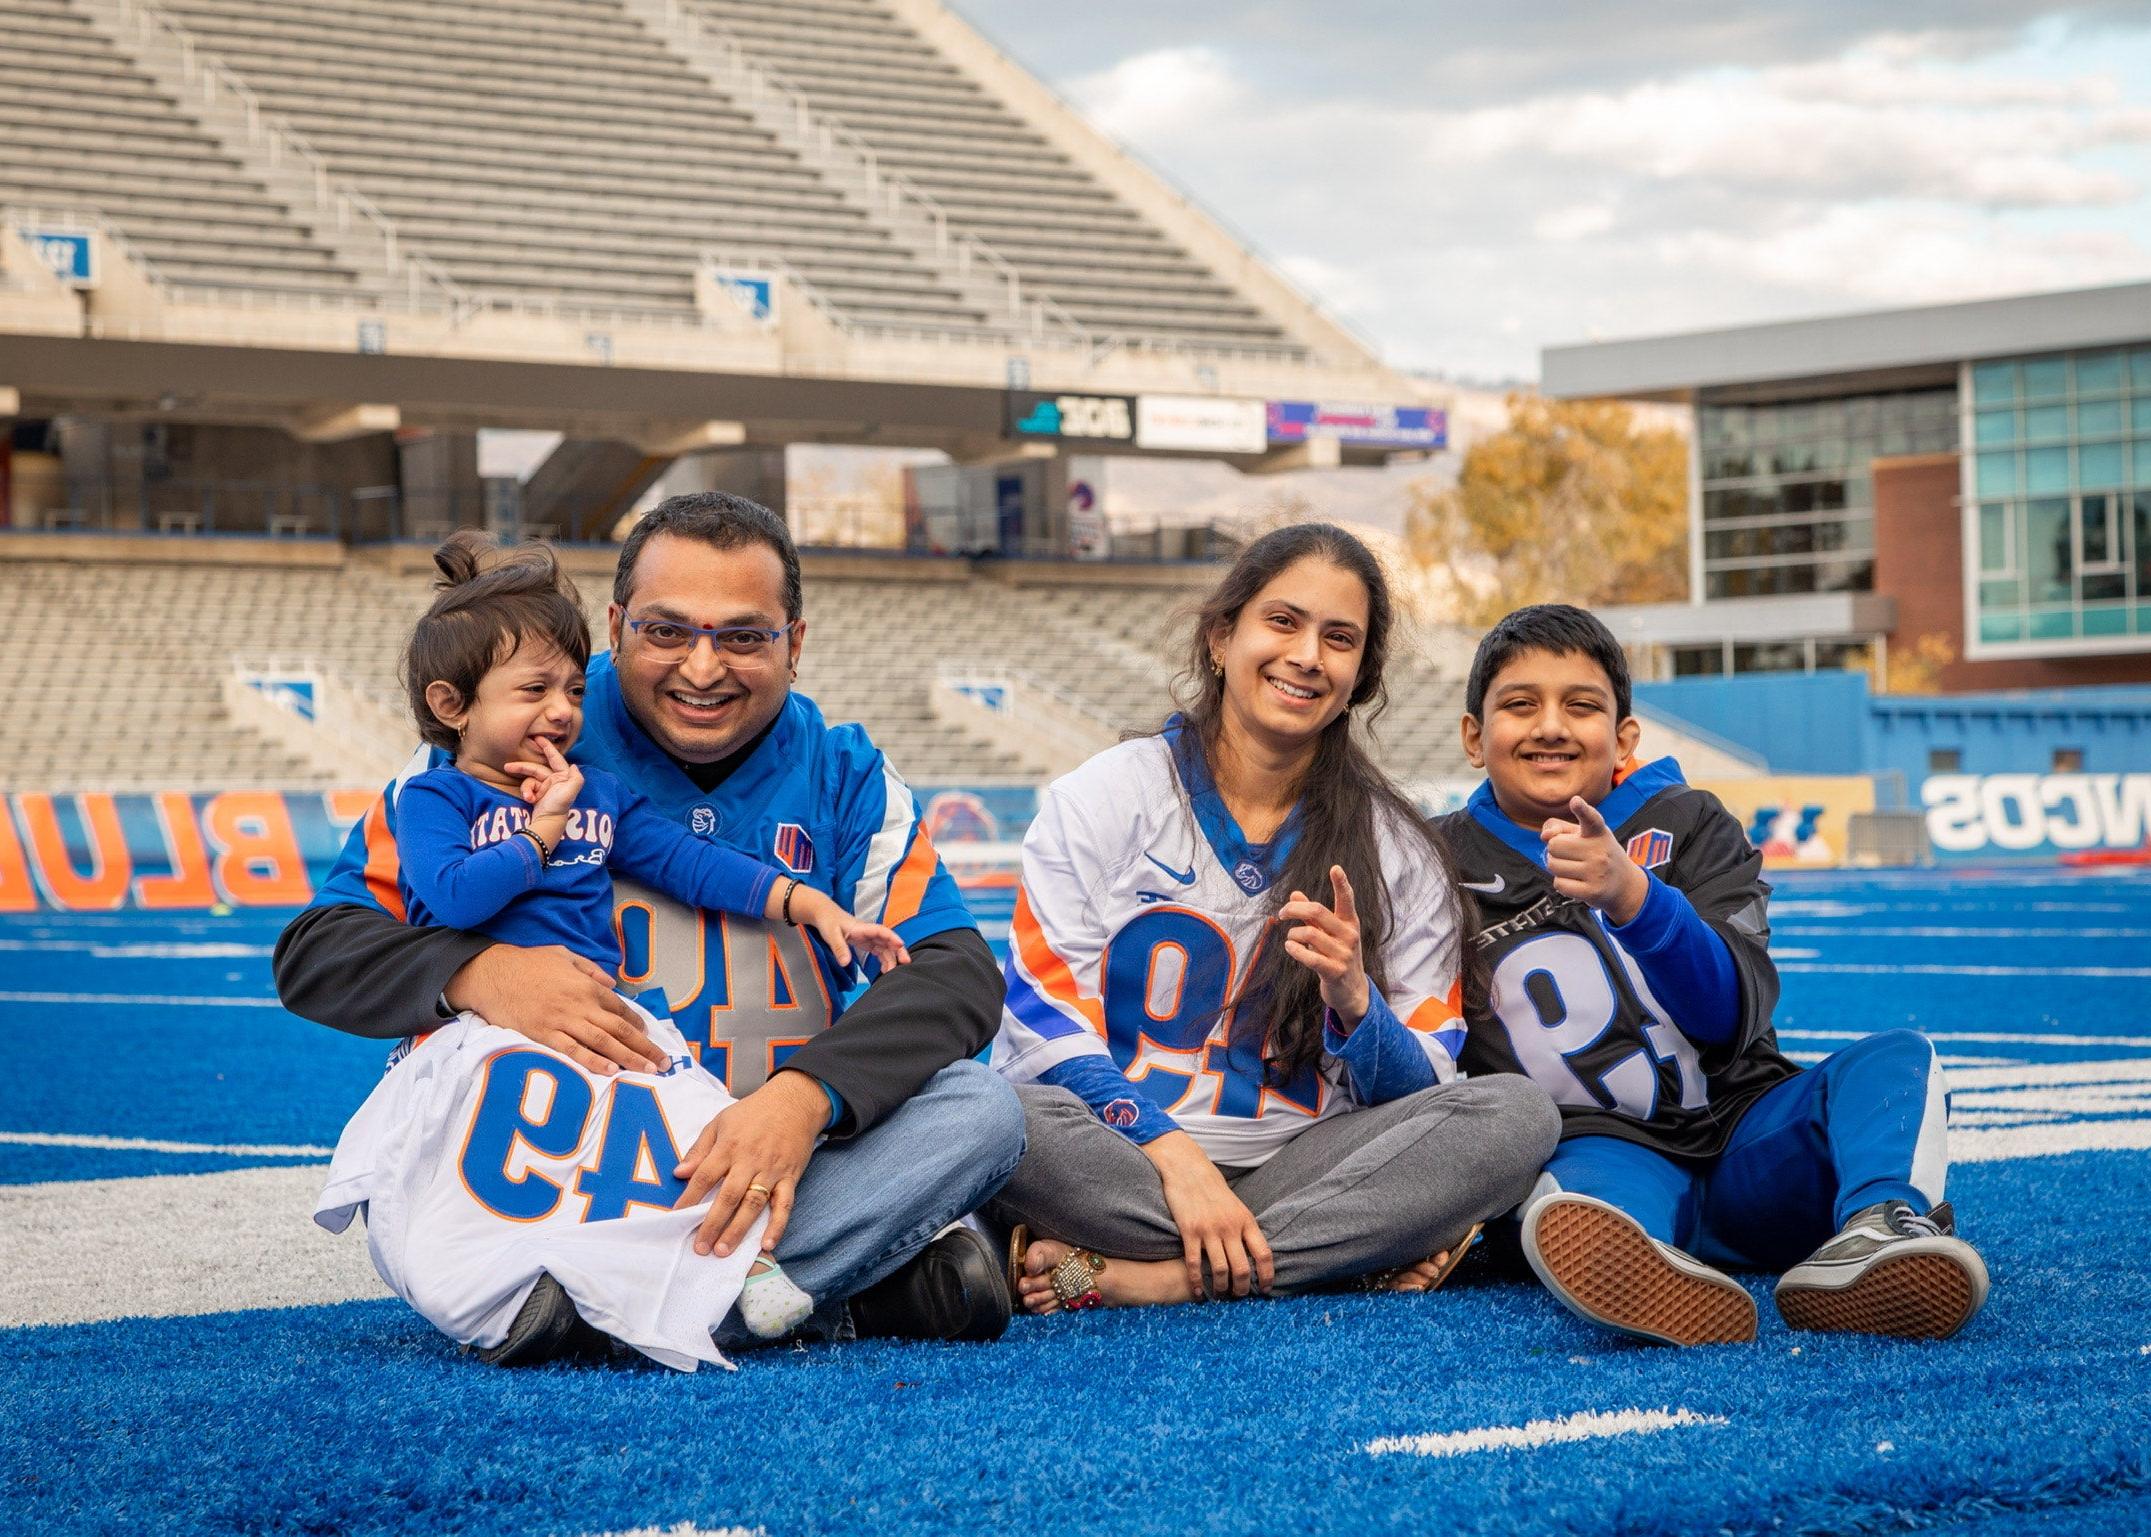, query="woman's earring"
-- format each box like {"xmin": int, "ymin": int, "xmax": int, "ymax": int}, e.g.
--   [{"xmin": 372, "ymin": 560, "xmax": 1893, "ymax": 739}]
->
[{"xmin": 1209, "ymin": 654, "xmax": 1224, "ymax": 677}]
